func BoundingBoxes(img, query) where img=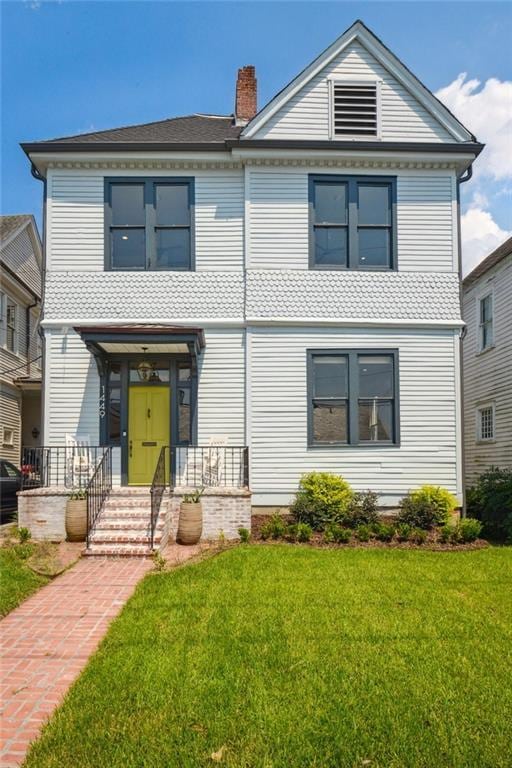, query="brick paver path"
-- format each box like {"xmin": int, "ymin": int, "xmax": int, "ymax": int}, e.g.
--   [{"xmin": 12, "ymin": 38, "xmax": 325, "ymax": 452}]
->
[{"xmin": 0, "ymin": 557, "xmax": 153, "ymax": 767}]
